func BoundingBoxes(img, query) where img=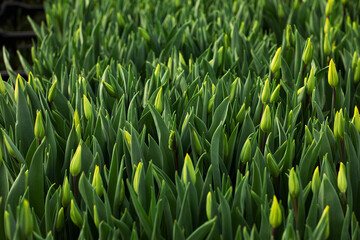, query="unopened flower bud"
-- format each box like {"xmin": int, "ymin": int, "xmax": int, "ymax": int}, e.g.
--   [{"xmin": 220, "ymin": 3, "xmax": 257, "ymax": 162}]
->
[
  {"xmin": 261, "ymin": 78, "xmax": 271, "ymax": 104},
  {"xmin": 124, "ymin": 130, "xmax": 131, "ymax": 148},
  {"xmin": 270, "ymin": 84, "xmax": 281, "ymax": 103},
  {"xmin": 92, "ymin": 165, "xmax": 104, "ymax": 197},
  {"xmin": 83, "ymin": 95, "xmax": 92, "ymax": 120},
  {"xmin": 230, "ymin": 78, "xmax": 238, "ymax": 103},
  {"xmin": 269, "ymin": 195, "xmax": 282, "ymax": 228},
  {"xmin": 352, "ymin": 106, "xmax": 360, "ymax": 132},
  {"xmin": 337, "ymin": 162, "xmax": 347, "ymax": 194},
  {"xmin": 354, "ymin": 59, "xmax": 360, "ymax": 84},
  {"xmin": 334, "ymin": 109, "xmax": 345, "ymax": 140},
  {"xmin": 324, "ymin": 34, "xmax": 331, "ymax": 56},
  {"xmin": 352, "ymin": 52, "xmax": 358, "ymax": 69},
  {"xmin": 324, "ymin": 18, "xmax": 330, "ymax": 34},
  {"xmin": 325, "ymin": 0, "xmax": 335, "ymax": 16},
  {"xmin": 34, "ymin": 110, "xmax": 45, "ymax": 140},
  {"xmin": 182, "ymin": 153, "xmax": 196, "ymax": 184},
  {"xmin": 306, "ymin": 67, "xmax": 316, "ymax": 94},
  {"xmin": 261, "ymin": 105, "xmax": 272, "ymax": 133},
  {"xmin": 133, "ymin": 162, "xmax": 143, "ymax": 194},
  {"xmin": 21, "ymin": 200, "xmax": 33, "ymax": 237},
  {"xmin": 168, "ymin": 130, "xmax": 176, "ymax": 151},
  {"xmin": 0, "ymin": 74, "xmax": 5, "ymax": 94},
  {"xmin": 302, "ymin": 38, "xmax": 314, "ymax": 65},
  {"xmin": 289, "ymin": 168, "xmax": 300, "ymax": 198},
  {"xmin": 328, "ymin": 59, "xmax": 339, "ymax": 88},
  {"xmin": 240, "ymin": 138, "xmax": 251, "ymax": 164},
  {"xmin": 192, "ymin": 130, "xmax": 203, "ymax": 155},
  {"xmin": 305, "ymin": 125, "xmax": 313, "ymax": 145},
  {"xmin": 236, "ymin": 103, "xmax": 246, "ymax": 124},
  {"xmin": 206, "ymin": 192, "xmax": 212, "ymax": 220},
  {"xmin": 102, "ymin": 80, "xmax": 117, "ymax": 98},
  {"xmin": 93, "ymin": 205, "xmax": 100, "ymax": 228},
  {"xmin": 154, "ymin": 87, "xmax": 164, "ymax": 114},
  {"xmin": 317, "ymin": 206, "xmax": 330, "ymax": 239},
  {"xmin": 312, "ymin": 166, "xmax": 321, "ymax": 193},
  {"xmin": 4, "ymin": 211, "xmax": 11, "ymax": 239},
  {"xmin": 267, "ymin": 153, "xmax": 280, "ymax": 178},
  {"xmin": 3, "ymin": 135, "xmax": 16, "ymax": 157},
  {"xmin": 61, "ymin": 176, "xmax": 71, "ymax": 207},
  {"xmin": 208, "ymin": 95, "xmax": 215, "ymax": 113},
  {"xmin": 286, "ymin": 25, "xmax": 295, "ymax": 47},
  {"xmin": 56, "ymin": 207, "xmax": 65, "ymax": 232},
  {"xmin": 70, "ymin": 144, "xmax": 82, "ymax": 177},
  {"xmin": 70, "ymin": 199, "xmax": 83, "ymax": 228},
  {"xmin": 48, "ymin": 80, "xmax": 57, "ymax": 102},
  {"xmin": 270, "ymin": 47, "xmax": 282, "ymax": 73},
  {"xmin": 138, "ymin": 27, "xmax": 150, "ymax": 42},
  {"xmin": 154, "ymin": 64, "xmax": 161, "ymax": 80}
]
